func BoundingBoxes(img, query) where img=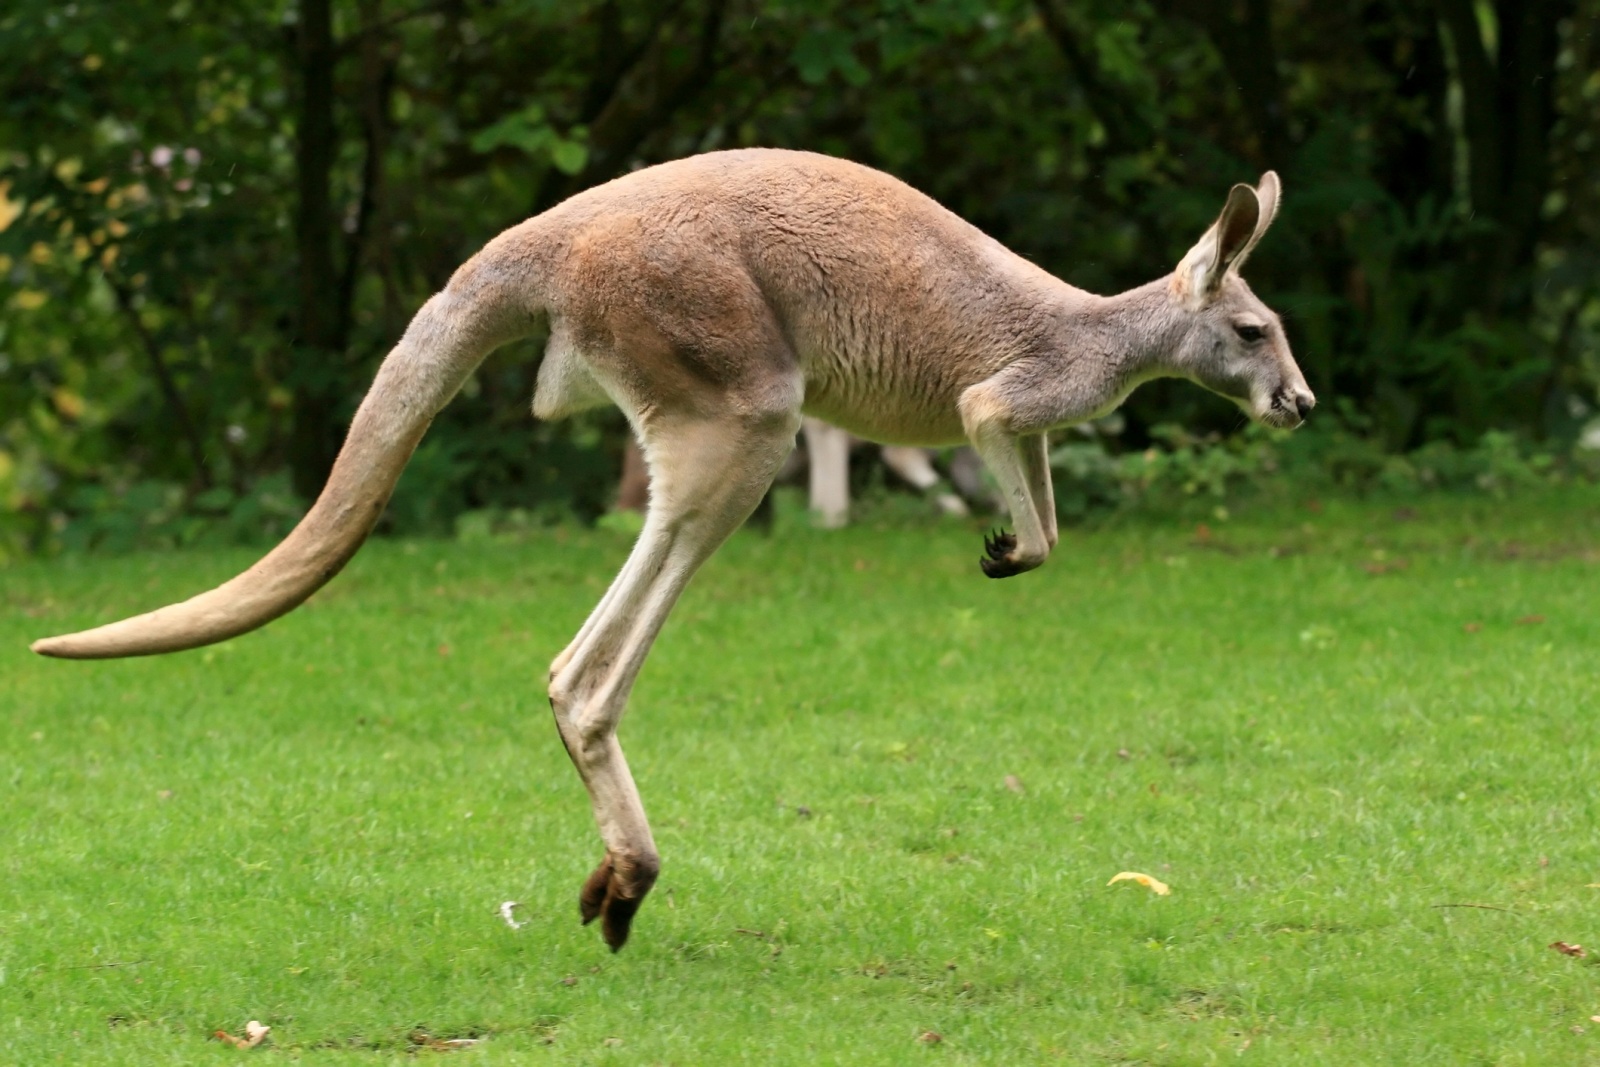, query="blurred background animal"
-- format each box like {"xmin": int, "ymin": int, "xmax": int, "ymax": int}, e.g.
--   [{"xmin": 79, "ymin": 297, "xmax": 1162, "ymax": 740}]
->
[{"xmin": 616, "ymin": 421, "xmax": 986, "ymax": 528}]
